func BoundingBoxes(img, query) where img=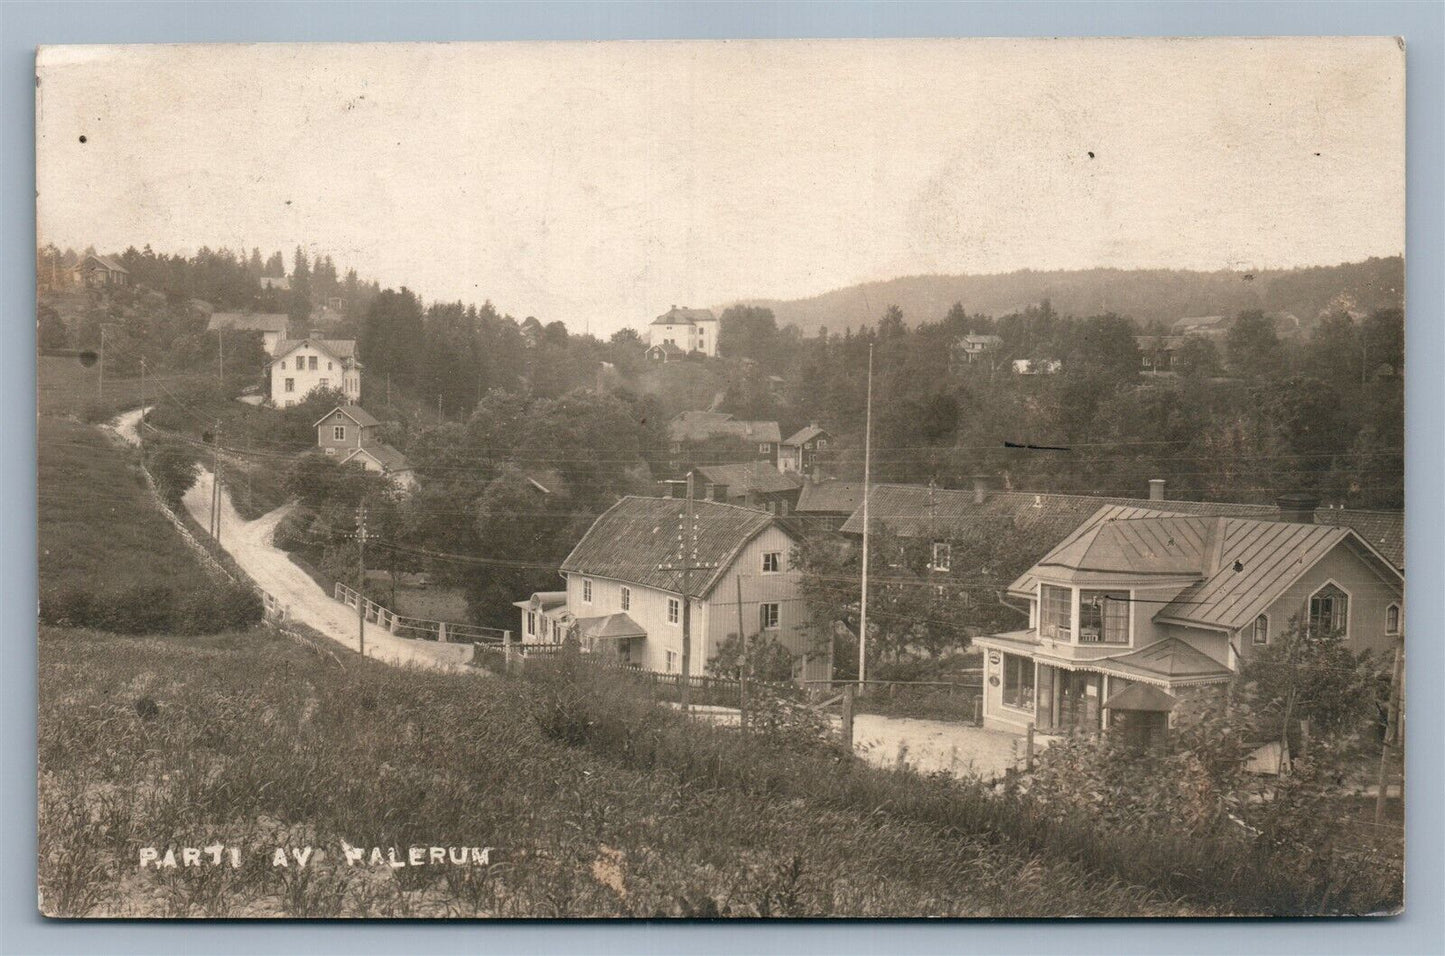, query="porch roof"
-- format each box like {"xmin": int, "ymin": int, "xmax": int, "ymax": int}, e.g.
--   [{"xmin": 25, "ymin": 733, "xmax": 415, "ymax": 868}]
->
[
  {"xmin": 575, "ymin": 612, "xmax": 647, "ymax": 641},
  {"xmin": 1095, "ymin": 638, "xmax": 1233, "ymax": 686},
  {"xmin": 973, "ymin": 629, "xmax": 1040, "ymax": 655},
  {"xmin": 1102, "ymin": 682, "xmax": 1178, "ymax": 712}
]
